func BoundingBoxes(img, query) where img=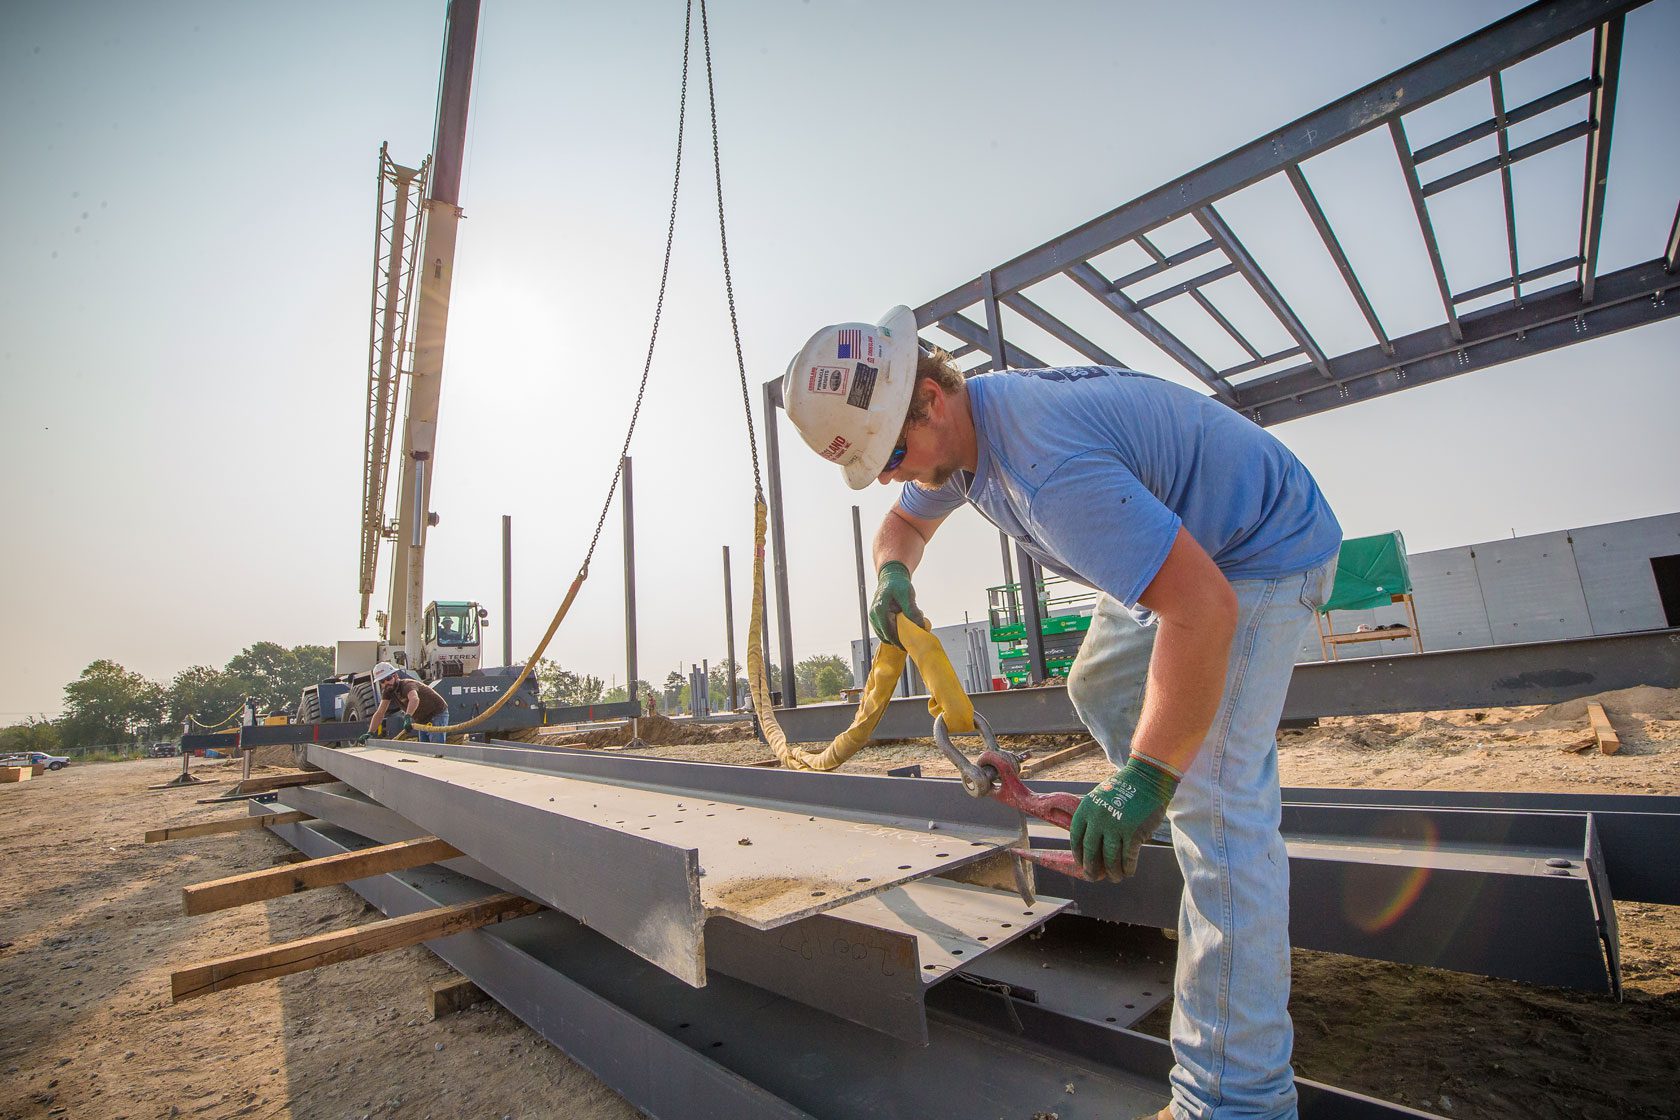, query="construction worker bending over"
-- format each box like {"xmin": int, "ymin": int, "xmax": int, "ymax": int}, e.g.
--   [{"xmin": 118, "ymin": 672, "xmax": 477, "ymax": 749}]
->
[
  {"xmin": 365, "ymin": 661, "xmax": 451, "ymax": 744},
  {"xmin": 782, "ymin": 308, "xmax": 1341, "ymax": 1120}
]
